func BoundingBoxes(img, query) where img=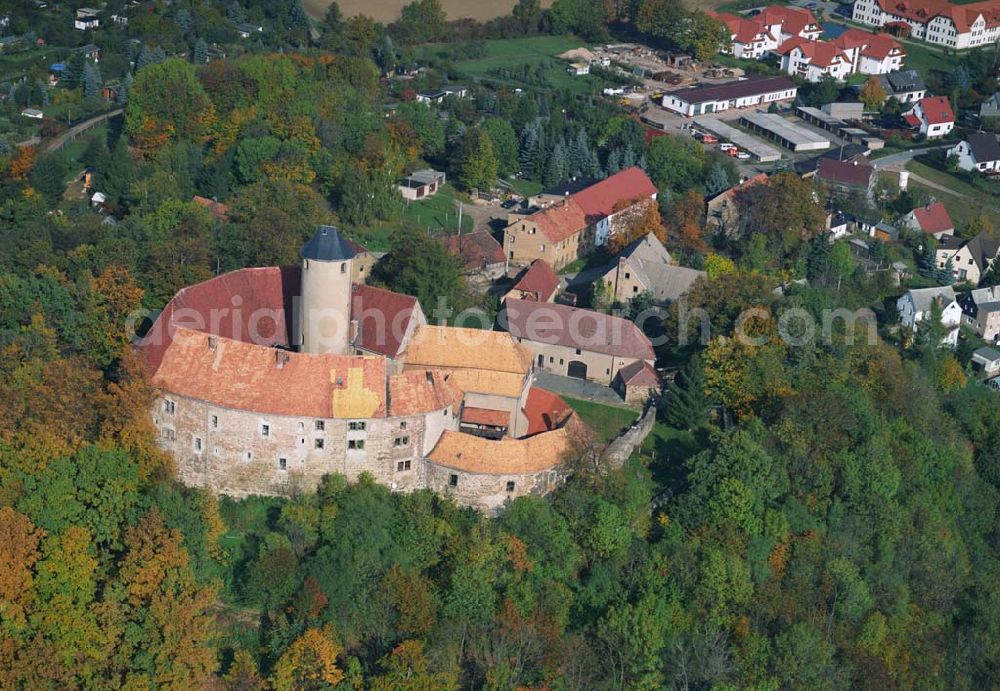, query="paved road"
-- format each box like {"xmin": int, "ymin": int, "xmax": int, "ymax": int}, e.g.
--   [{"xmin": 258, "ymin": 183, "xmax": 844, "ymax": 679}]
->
[{"xmin": 871, "ymin": 144, "xmax": 951, "ymax": 169}]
